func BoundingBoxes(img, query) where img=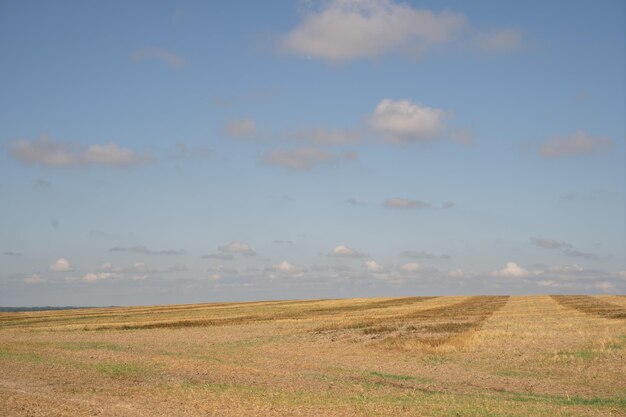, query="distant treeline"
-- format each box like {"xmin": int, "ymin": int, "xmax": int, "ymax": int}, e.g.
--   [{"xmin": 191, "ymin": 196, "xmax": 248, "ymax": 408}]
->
[{"xmin": 0, "ymin": 306, "xmax": 115, "ymax": 312}]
